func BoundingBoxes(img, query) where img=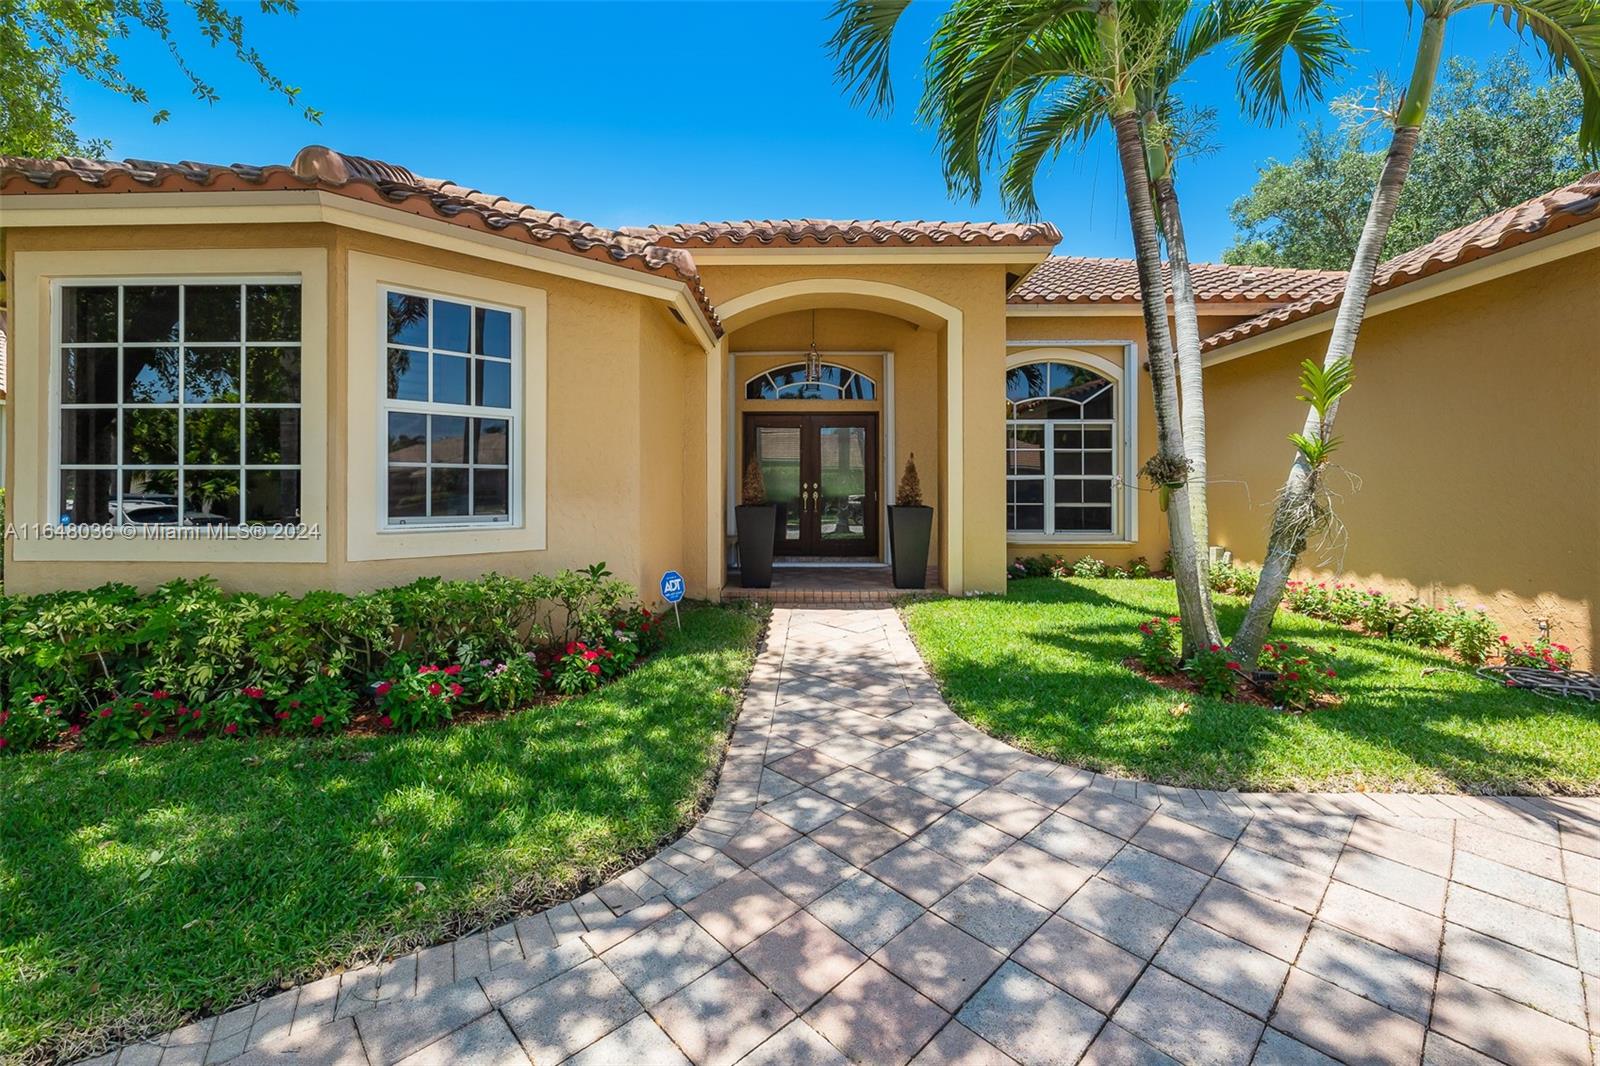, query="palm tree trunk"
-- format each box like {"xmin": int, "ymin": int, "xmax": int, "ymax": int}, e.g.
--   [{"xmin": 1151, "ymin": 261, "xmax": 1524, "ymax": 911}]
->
[
  {"xmin": 1154, "ymin": 171, "xmax": 1221, "ymax": 640},
  {"xmin": 1110, "ymin": 110, "xmax": 1217, "ymax": 655},
  {"xmin": 1230, "ymin": 16, "xmax": 1444, "ymax": 664}
]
